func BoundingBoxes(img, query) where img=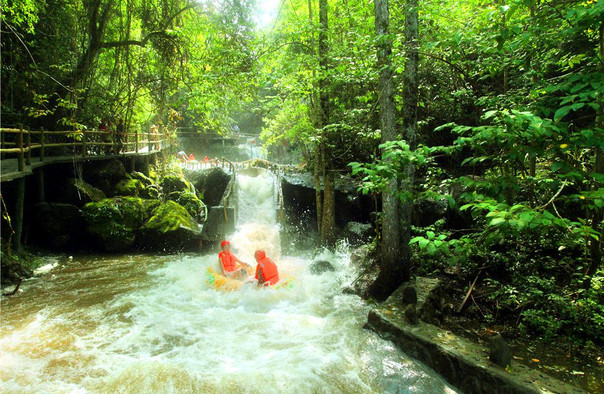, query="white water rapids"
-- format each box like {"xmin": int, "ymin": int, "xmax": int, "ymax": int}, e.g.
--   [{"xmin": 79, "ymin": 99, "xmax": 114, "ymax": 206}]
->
[{"xmin": 0, "ymin": 170, "xmax": 458, "ymax": 393}]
